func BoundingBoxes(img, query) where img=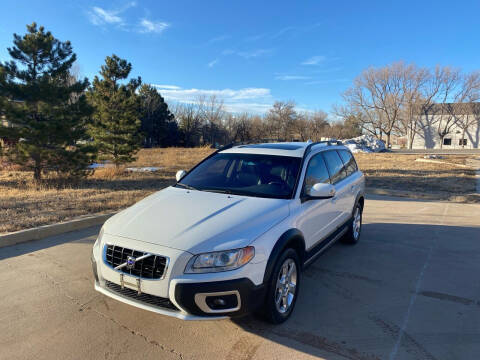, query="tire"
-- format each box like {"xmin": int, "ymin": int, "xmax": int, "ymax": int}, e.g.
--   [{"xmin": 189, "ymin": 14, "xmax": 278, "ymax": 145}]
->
[
  {"xmin": 342, "ymin": 202, "xmax": 363, "ymax": 244},
  {"xmin": 263, "ymin": 248, "xmax": 301, "ymax": 324}
]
